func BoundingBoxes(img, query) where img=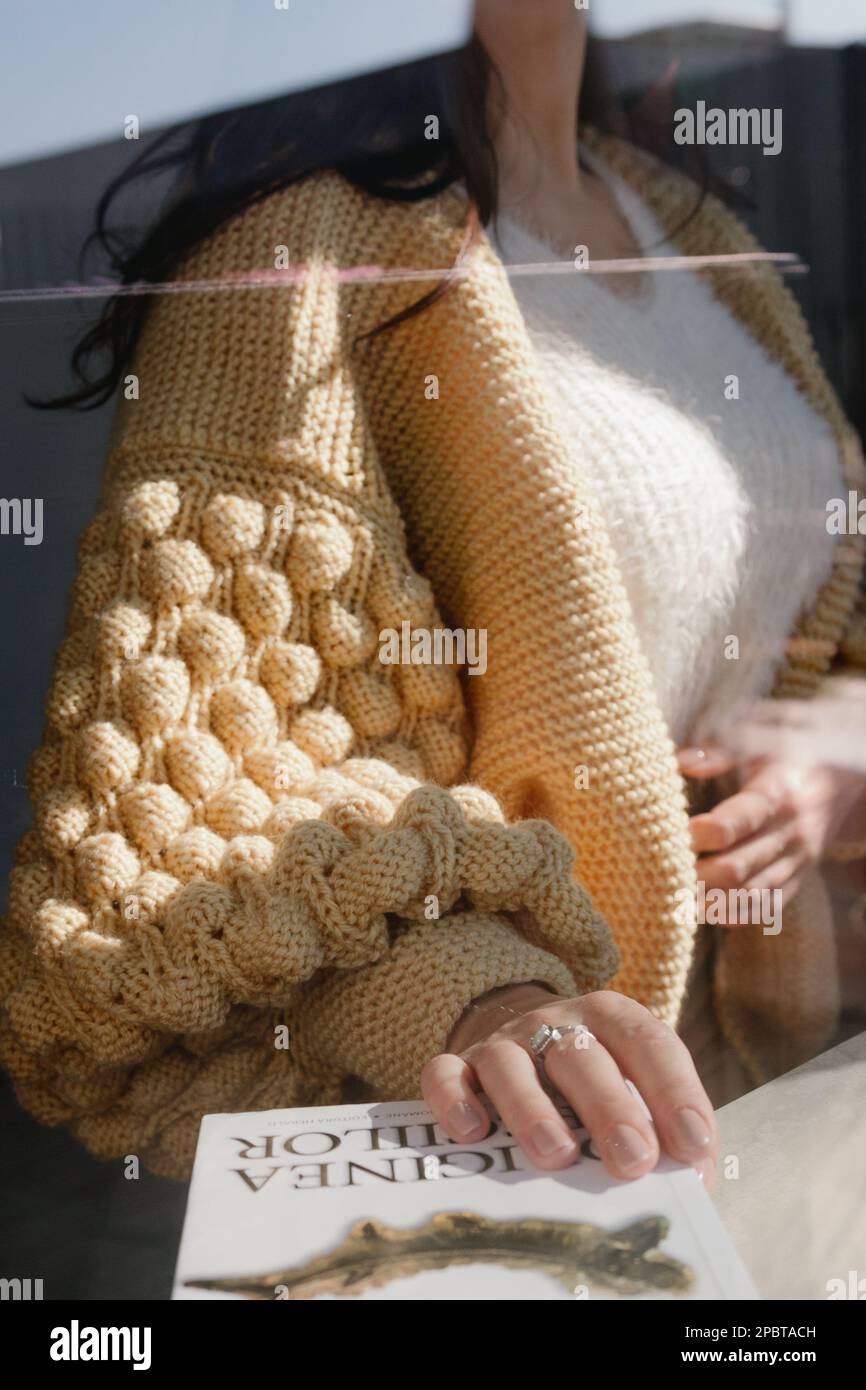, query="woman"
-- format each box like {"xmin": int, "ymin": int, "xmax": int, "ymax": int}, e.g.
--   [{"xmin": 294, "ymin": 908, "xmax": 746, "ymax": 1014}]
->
[{"xmin": 3, "ymin": 1, "xmax": 865, "ymax": 1184}]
